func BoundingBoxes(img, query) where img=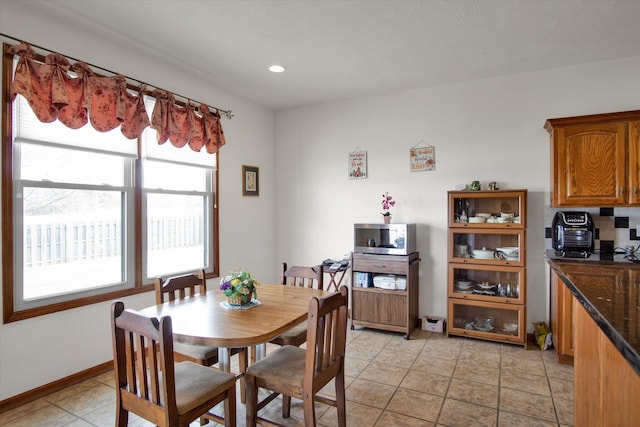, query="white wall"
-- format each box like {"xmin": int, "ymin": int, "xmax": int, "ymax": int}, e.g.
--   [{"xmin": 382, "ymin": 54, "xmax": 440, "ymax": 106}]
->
[
  {"xmin": 3, "ymin": 0, "xmax": 640, "ymax": 403},
  {"xmin": 0, "ymin": 7, "xmax": 277, "ymax": 400},
  {"xmin": 275, "ymin": 55, "xmax": 640, "ymax": 333}
]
